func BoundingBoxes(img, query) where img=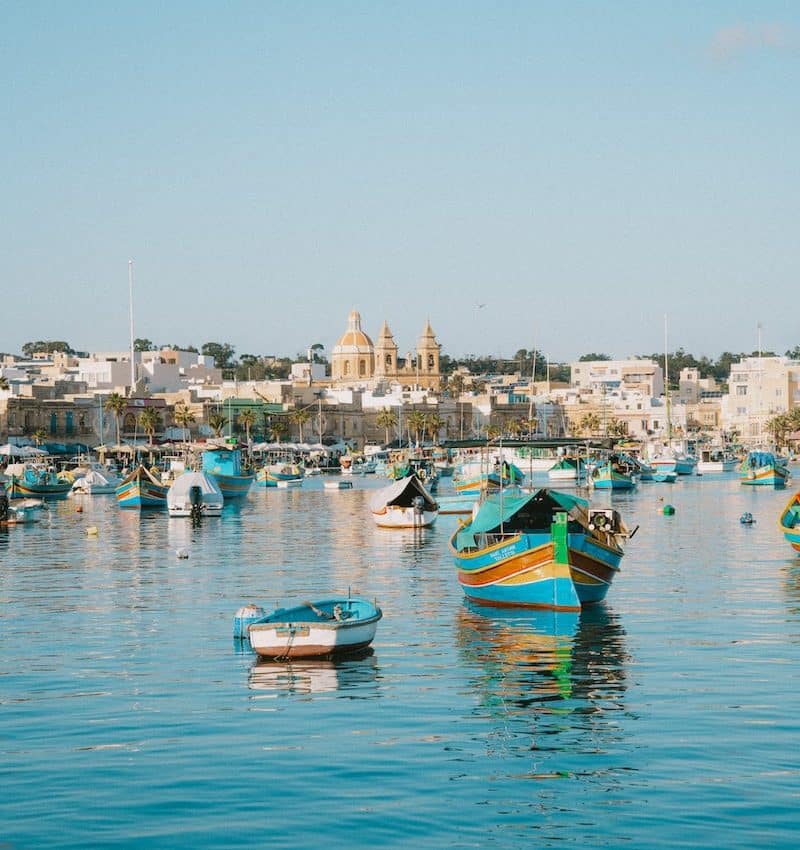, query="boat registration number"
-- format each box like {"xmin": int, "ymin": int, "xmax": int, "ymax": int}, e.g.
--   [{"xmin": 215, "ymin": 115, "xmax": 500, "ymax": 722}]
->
[{"xmin": 275, "ymin": 625, "xmax": 310, "ymax": 637}]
